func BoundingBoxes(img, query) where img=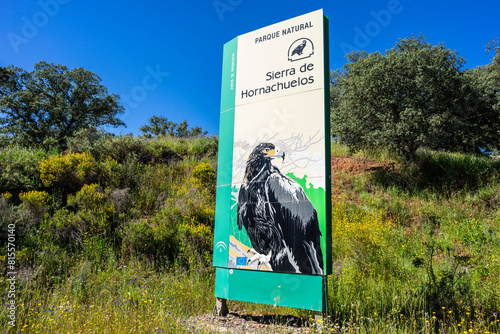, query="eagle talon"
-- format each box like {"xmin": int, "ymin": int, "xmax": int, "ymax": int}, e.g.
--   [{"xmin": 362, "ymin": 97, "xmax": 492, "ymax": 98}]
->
[{"xmin": 246, "ymin": 249, "xmax": 272, "ymax": 270}]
